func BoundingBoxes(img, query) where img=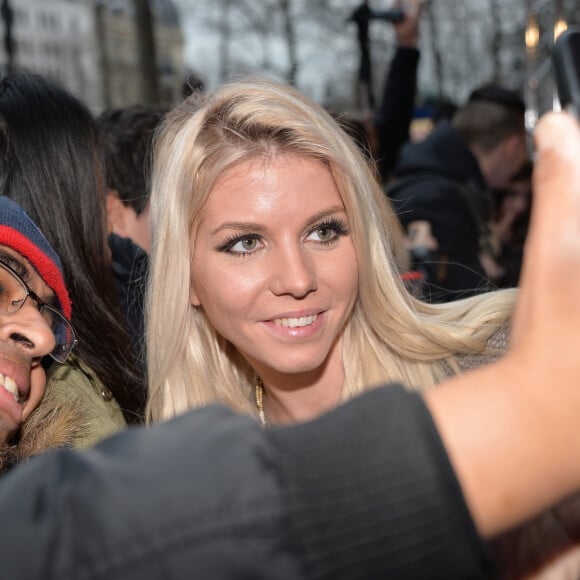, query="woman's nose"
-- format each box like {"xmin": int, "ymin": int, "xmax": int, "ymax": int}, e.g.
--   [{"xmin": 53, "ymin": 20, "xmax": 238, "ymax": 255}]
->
[{"xmin": 268, "ymin": 245, "xmax": 317, "ymax": 298}]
